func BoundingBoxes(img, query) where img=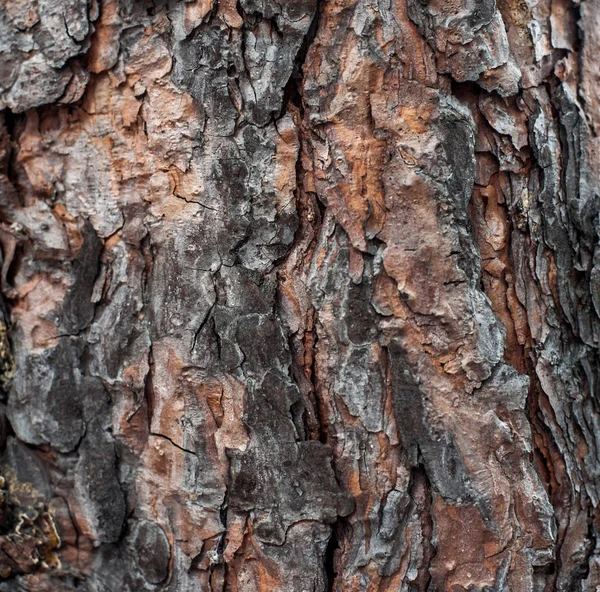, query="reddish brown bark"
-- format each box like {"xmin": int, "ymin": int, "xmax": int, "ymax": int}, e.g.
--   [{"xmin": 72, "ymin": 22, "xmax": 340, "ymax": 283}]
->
[{"xmin": 1, "ymin": 0, "xmax": 600, "ymax": 590}]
